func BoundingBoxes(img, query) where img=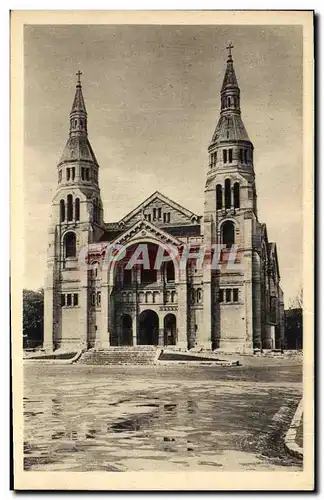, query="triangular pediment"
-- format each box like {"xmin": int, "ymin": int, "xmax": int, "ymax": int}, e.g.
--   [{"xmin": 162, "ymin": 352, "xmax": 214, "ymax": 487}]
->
[
  {"xmin": 111, "ymin": 218, "xmax": 183, "ymax": 247},
  {"xmin": 119, "ymin": 191, "xmax": 200, "ymax": 228}
]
